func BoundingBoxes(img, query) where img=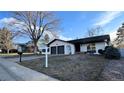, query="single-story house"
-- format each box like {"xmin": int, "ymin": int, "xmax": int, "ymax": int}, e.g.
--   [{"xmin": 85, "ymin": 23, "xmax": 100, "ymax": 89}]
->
[
  {"xmin": 47, "ymin": 35, "xmax": 110, "ymax": 55},
  {"xmin": 48, "ymin": 39, "xmax": 75, "ymax": 54}
]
